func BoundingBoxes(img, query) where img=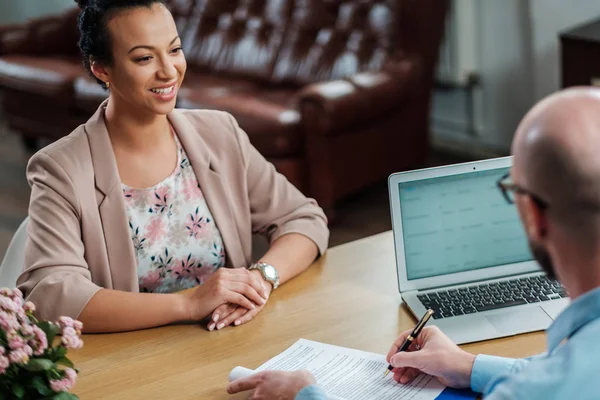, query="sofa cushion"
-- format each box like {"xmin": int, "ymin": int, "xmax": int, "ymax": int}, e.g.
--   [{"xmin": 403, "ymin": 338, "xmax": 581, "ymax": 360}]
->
[
  {"xmin": 178, "ymin": 73, "xmax": 302, "ymax": 158},
  {"xmin": 0, "ymin": 56, "xmax": 81, "ymax": 100}
]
